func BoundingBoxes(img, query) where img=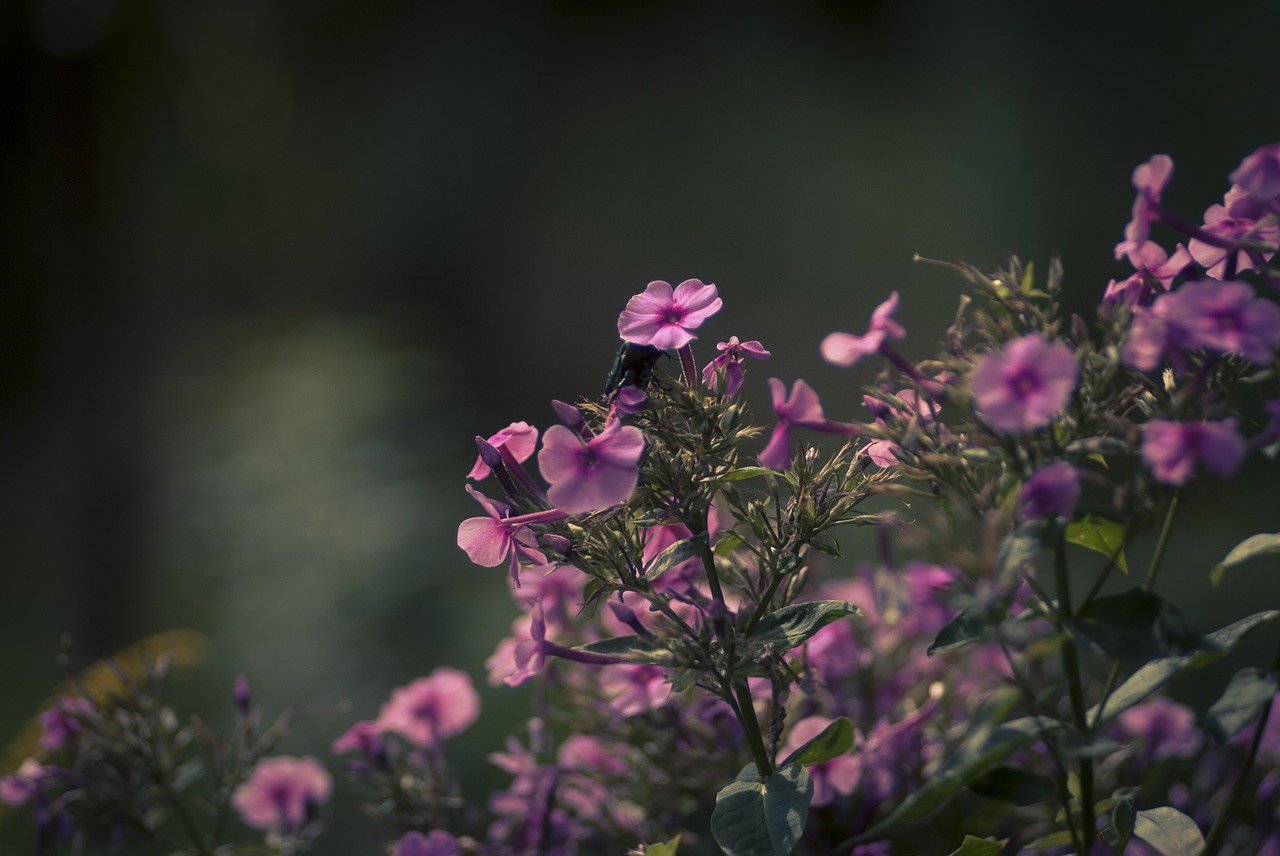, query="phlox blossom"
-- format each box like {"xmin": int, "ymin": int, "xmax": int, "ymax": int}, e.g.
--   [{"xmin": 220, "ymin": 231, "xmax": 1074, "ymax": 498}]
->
[
  {"xmin": 1141, "ymin": 419, "xmax": 1245, "ymax": 486},
  {"xmin": 969, "ymin": 334, "xmax": 1078, "ymax": 433},
  {"xmin": 1018, "ymin": 461, "xmax": 1081, "ymax": 521},
  {"xmin": 538, "ymin": 420, "xmax": 645, "ymax": 513},
  {"xmin": 1230, "ymin": 143, "xmax": 1280, "ymax": 202},
  {"xmin": 617, "ymin": 279, "xmax": 722, "ymax": 350},
  {"xmin": 759, "ymin": 378, "xmax": 859, "ymax": 469},
  {"xmin": 1114, "ymin": 154, "xmax": 1174, "ymax": 261},
  {"xmin": 468, "ymin": 421, "xmax": 538, "ymax": 481},
  {"xmin": 0, "ymin": 759, "xmax": 49, "ymax": 807},
  {"xmin": 394, "ymin": 830, "xmax": 460, "ymax": 856},
  {"xmin": 1114, "ymin": 698, "xmax": 1203, "ymax": 762},
  {"xmin": 820, "ymin": 292, "xmax": 906, "ymax": 367},
  {"xmin": 456, "ymin": 486, "xmax": 549, "ymax": 584},
  {"xmin": 38, "ymin": 697, "xmax": 93, "ymax": 751},
  {"xmin": 1123, "ymin": 280, "xmax": 1280, "ymax": 371},
  {"xmin": 702, "ymin": 336, "xmax": 770, "ymax": 397},
  {"xmin": 231, "ymin": 756, "xmax": 332, "ymax": 832},
  {"xmin": 377, "ymin": 667, "xmax": 480, "ymax": 748},
  {"xmin": 1188, "ymin": 187, "xmax": 1280, "ymax": 278}
]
